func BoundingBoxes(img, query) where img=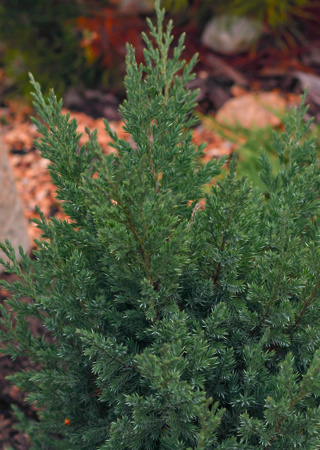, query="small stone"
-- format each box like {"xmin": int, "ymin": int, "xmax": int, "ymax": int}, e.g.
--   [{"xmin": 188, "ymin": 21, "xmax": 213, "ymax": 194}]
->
[
  {"xmin": 216, "ymin": 92, "xmax": 286, "ymax": 129},
  {"xmin": 201, "ymin": 15, "xmax": 263, "ymax": 55}
]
